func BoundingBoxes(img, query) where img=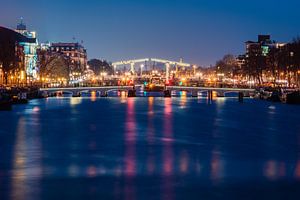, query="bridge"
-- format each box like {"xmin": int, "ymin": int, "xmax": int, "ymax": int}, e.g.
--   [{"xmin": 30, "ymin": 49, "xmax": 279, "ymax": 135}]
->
[
  {"xmin": 112, "ymin": 58, "xmax": 191, "ymax": 81},
  {"xmin": 166, "ymin": 86, "xmax": 256, "ymax": 97},
  {"xmin": 39, "ymin": 86, "xmax": 134, "ymax": 96},
  {"xmin": 40, "ymin": 85, "xmax": 256, "ymax": 97}
]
